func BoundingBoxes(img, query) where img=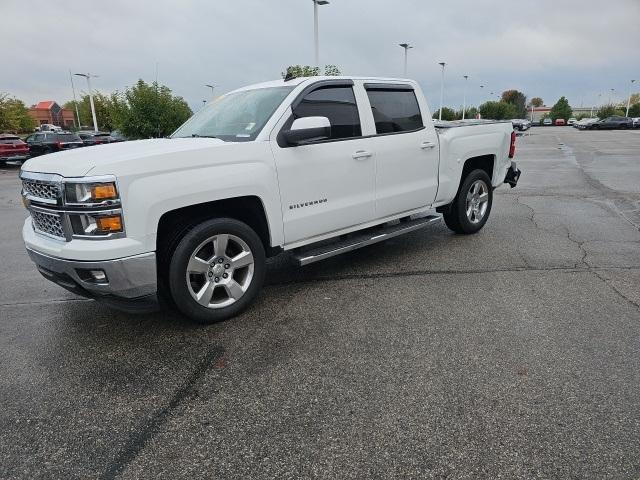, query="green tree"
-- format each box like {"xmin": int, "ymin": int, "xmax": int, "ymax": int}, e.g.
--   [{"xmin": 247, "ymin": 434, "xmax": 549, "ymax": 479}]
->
[
  {"xmin": 0, "ymin": 94, "xmax": 36, "ymax": 133},
  {"xmin": 456, "ymin": 106, "xmax": 478, "ymax": 120},
  {"xmin": 501, "ymin": 90, "xmax": 527, "ymax": 118},
  {"xmin": 549, "ymin": 96, "xmax": 572, "ymax": 121},
  {"xmin": 479, "ymin": 101, "xmax": 517, "ymax": 120},
  {"xmin": 596, "ymin": 104, "xmax": 625, "ymax": 118},
  {"xmin": 628, "ymin": 103, "xmax": 640, "ymax": 117},
  {"xmin": 432, "ymin": 107, "xmax": 456, "ymax": 121},
  {"xmin": 281, "ymin": 65, "xmax": 342, "ymax": 79},
  {"xmin": 530, "ymin": 97, "xmax": 544, "ymax": 108},
  {"xmin": 118, "ymin": 80, "xmax": 192, "ymax": 139}
]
